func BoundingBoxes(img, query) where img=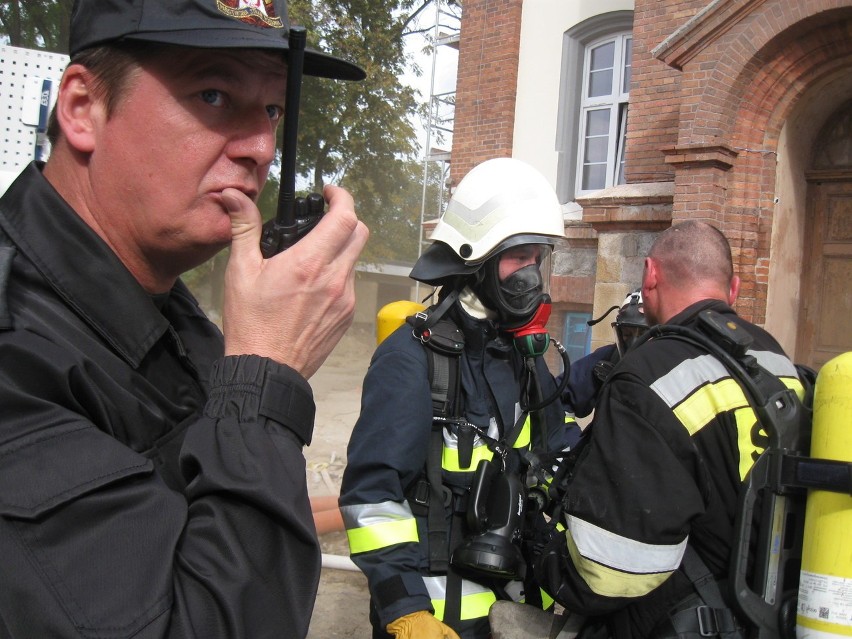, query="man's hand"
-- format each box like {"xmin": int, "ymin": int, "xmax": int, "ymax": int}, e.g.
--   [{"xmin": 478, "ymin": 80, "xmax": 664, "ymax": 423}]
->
[
  {"xmin": 386, "ymin": 611, "xmax": 461, "ymax": 639},
  {"xmin": 221, "ymin": 185, "xmax": 368, "ymax": 379}
]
